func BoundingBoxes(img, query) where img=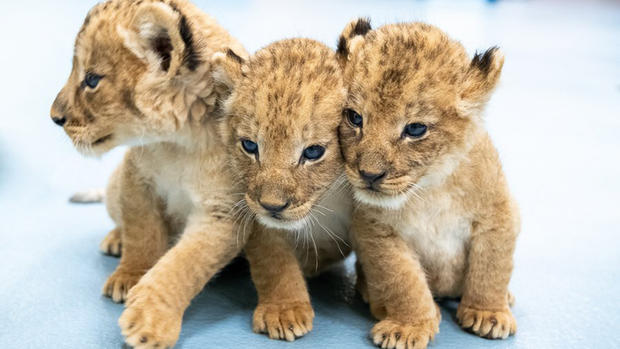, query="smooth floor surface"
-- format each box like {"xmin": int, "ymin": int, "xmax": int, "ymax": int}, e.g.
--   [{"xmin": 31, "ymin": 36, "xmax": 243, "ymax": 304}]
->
[{"xmin": 1, "ymin": 0, "xmax": 619, "ymax": 348}]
